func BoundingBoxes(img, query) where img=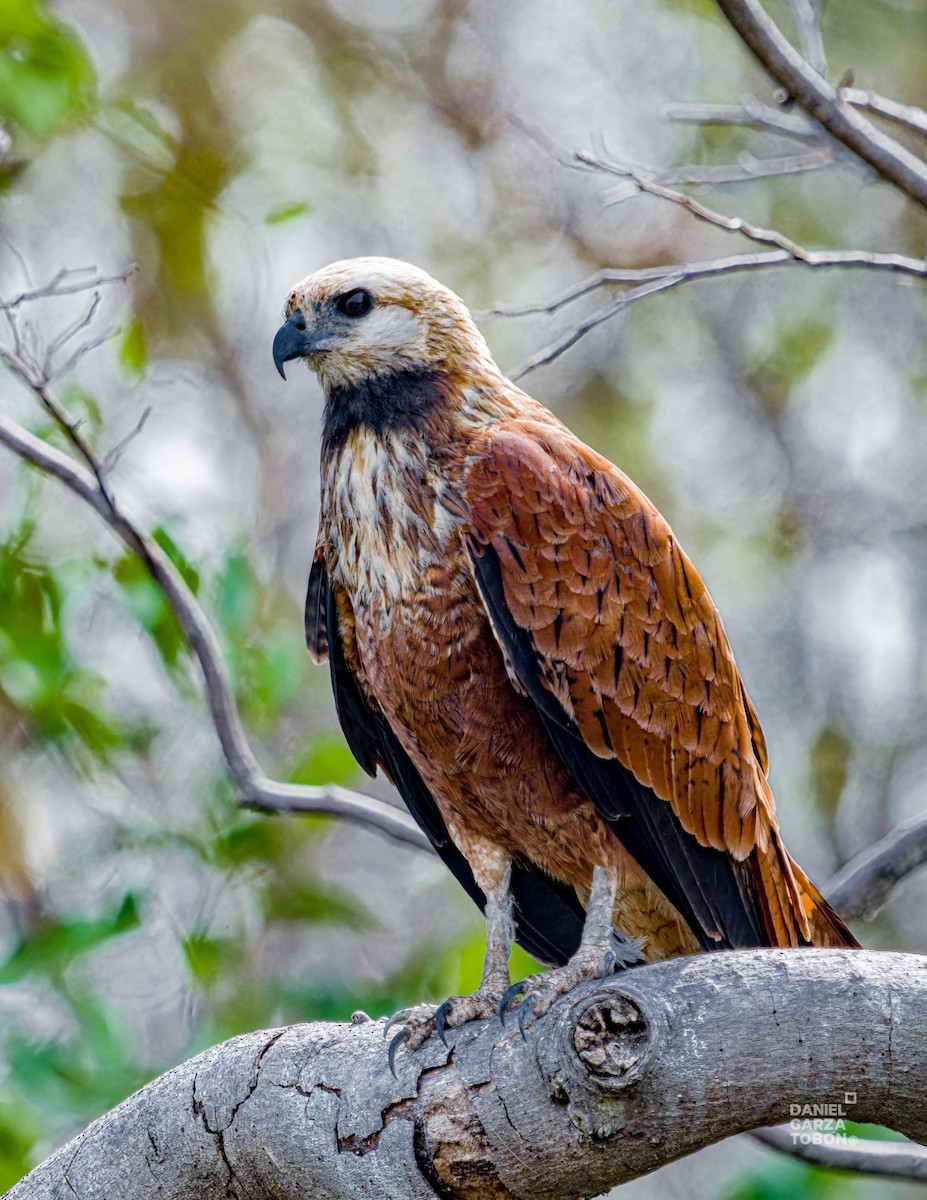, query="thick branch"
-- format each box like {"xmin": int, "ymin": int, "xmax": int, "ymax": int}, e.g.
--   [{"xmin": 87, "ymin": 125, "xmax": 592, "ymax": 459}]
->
[
  {"xmin": 0, "ymin": 411, "xmax": 428, "ymax": 851},
  {"xmin": 8, "ymin": 949, "xmax": 927, "ymax": 1199},
  {"xmin": 716, "ymin": 0, "xmax": 927, "ymax": 209}
]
